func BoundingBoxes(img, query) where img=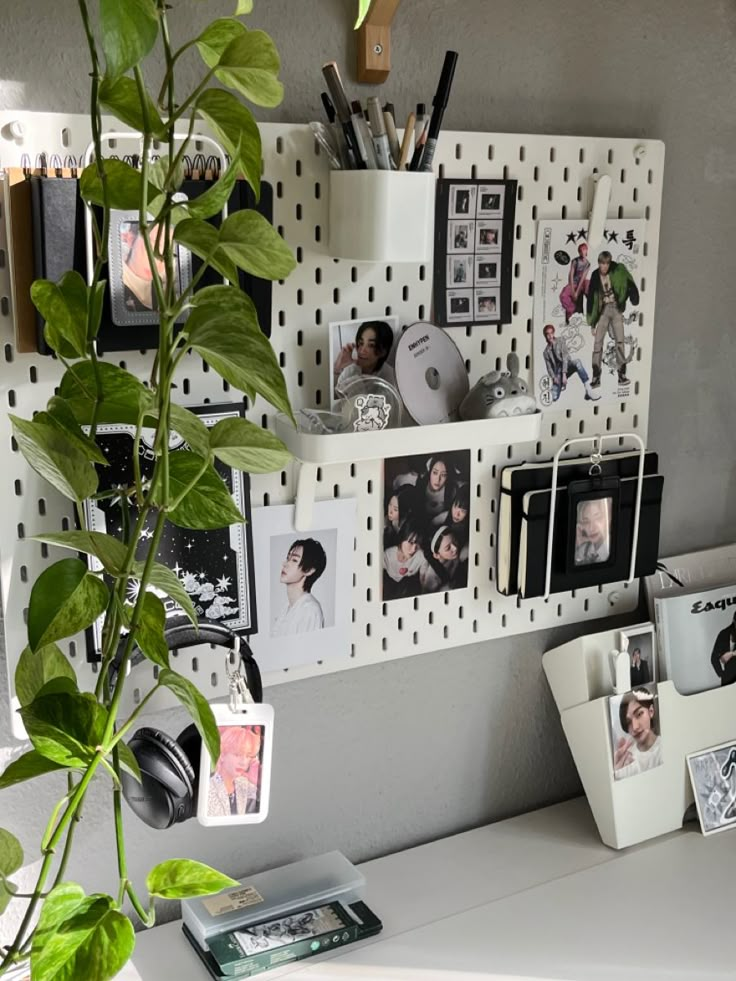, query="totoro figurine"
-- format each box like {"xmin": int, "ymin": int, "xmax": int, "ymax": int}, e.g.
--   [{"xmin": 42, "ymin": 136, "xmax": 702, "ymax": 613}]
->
[{"xmin": 459, "ymin": 353, "xmax": 537, "ymax": 420}]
